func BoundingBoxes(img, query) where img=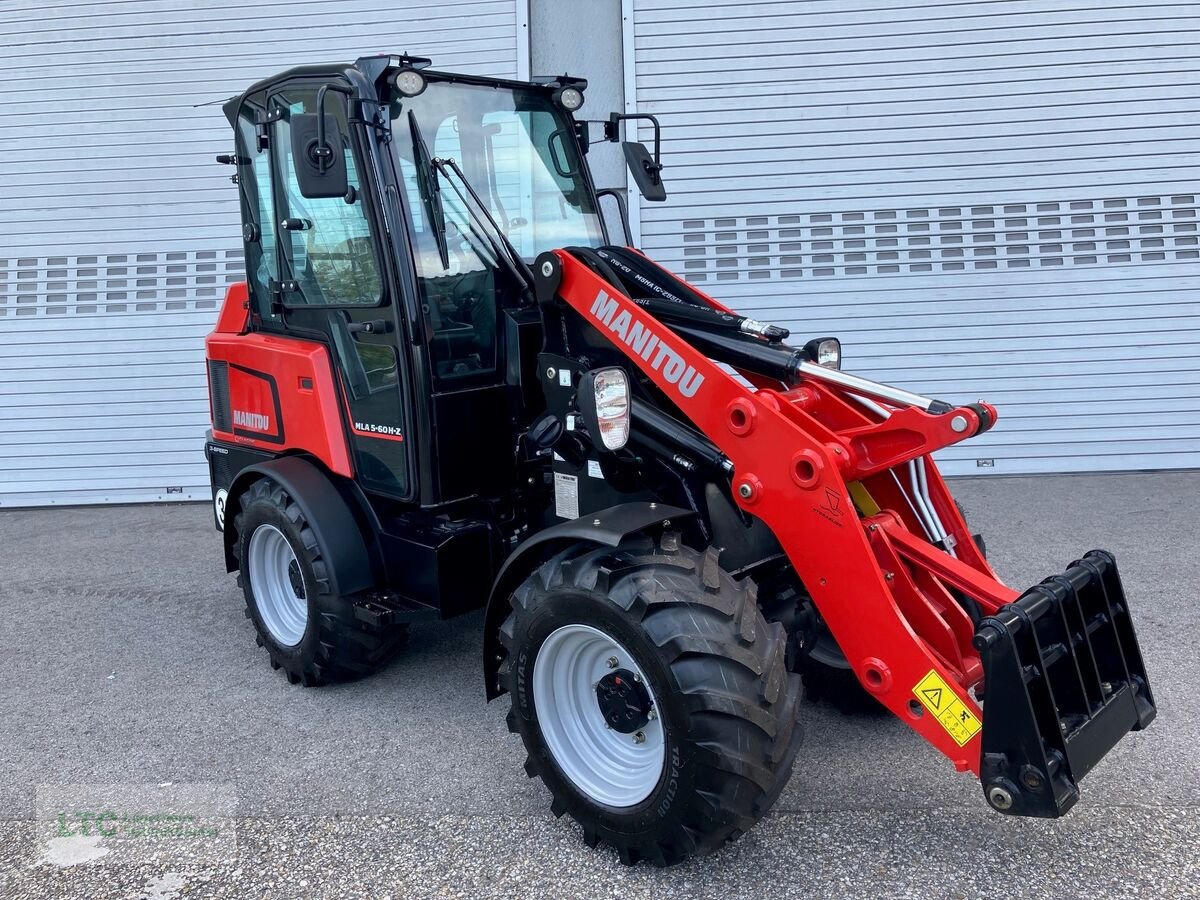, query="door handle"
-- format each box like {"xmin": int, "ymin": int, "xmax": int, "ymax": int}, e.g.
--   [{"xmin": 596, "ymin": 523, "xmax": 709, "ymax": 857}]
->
[{"xmin": 346, "ymin": 319, "xmax": 393, "ymax": 335}]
